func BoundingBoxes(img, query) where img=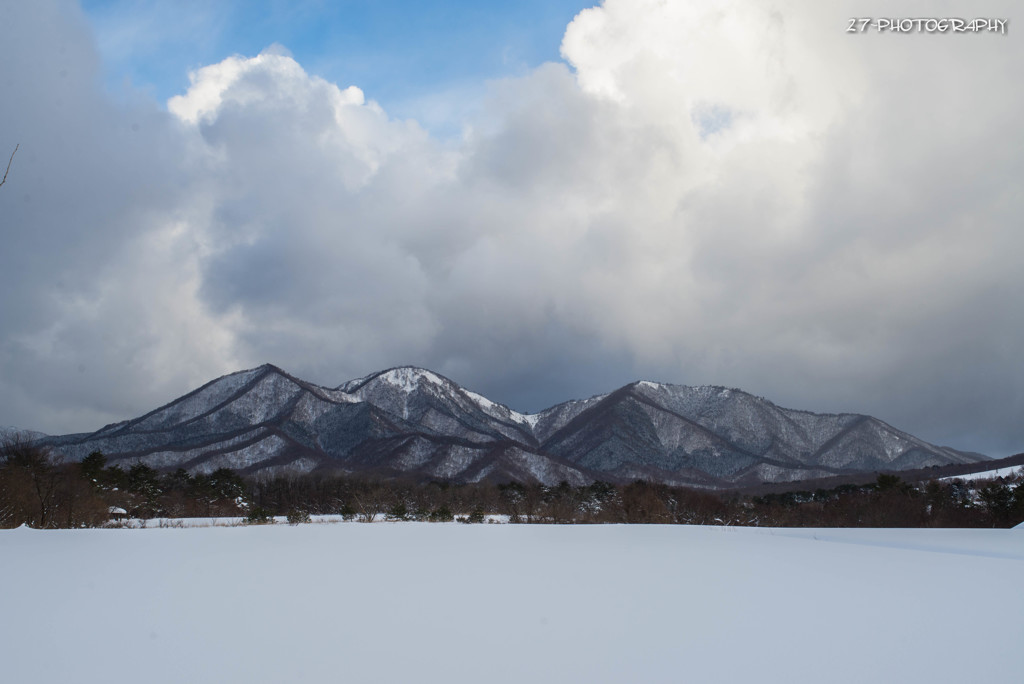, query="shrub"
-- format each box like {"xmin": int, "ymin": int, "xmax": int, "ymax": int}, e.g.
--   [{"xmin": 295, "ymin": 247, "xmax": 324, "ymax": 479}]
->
[
  {"xmin": 286, "ymin": 509, "xmax": 311, "ymax": 525},
  {"xmin": 387, "ymin": 502, "xmax": 409, "ymax": 521},
  {"xmin": 464, "ymin": 505, "xmax": 486, "ymax": 524},
  {"xmin": 245, "ymin": 507, "xmax": 273, "ymax": 525},
  {"xmin": 428, "ymin": 506, "xmax": 453, "ymax": 522}
]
